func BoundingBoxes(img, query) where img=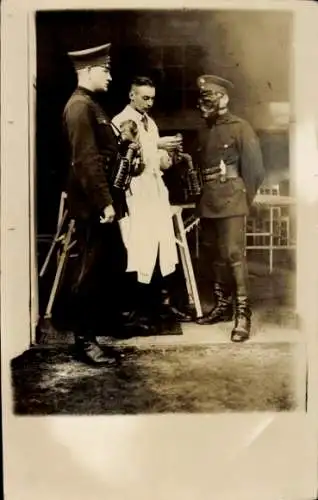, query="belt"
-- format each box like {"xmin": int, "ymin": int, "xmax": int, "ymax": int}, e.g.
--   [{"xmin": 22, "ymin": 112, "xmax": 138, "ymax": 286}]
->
[{"xmin": 202, "ymin": 164, "xmax": 239, "ymax": 183}]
